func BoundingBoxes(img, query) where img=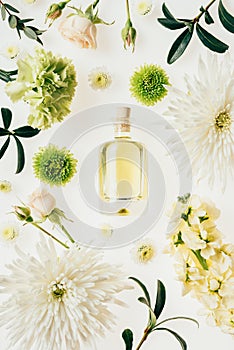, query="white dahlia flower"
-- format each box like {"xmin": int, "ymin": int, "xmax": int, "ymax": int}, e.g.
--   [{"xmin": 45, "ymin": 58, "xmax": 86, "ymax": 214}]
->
[
  {"xmin": 166, "ymin": 52, "xmax": 234, "ymax": 191},
  {"xmin": 0, "ymin": 238, "xmax": 130, "ymax": 350}
]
